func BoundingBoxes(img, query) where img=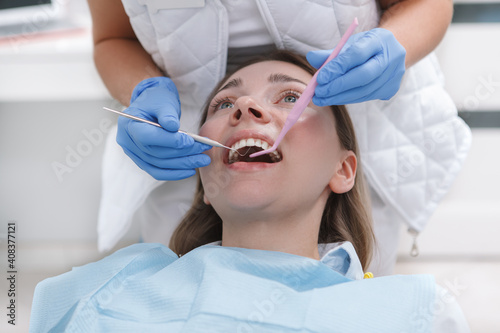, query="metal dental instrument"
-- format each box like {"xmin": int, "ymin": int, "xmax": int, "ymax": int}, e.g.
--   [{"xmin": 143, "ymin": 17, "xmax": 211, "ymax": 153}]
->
[
  {"xmin": 250, "ymin": 17, "xmax": 359, "ymax": 159},
  {"xmin": 102, "ymin": 107, "xmax": 248, "ymax": 156}
]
